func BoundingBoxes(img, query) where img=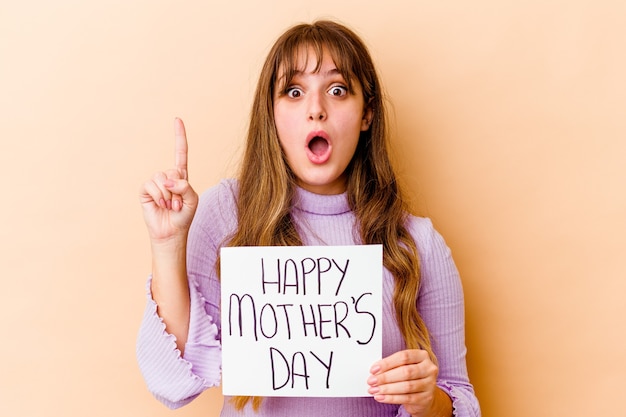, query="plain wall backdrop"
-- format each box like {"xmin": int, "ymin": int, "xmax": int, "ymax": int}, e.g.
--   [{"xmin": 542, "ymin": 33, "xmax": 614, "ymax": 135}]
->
[{"xmin": 1, "ymin": 1, "xmax": 624, "ymax": 416}]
